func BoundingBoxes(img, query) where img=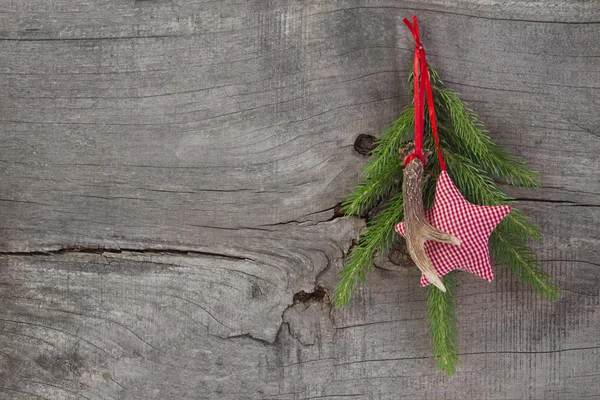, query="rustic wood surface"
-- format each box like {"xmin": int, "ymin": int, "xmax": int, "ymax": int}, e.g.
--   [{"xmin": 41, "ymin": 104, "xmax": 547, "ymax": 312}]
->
[{"xmin": 1, "ymin": 1, "xmax": 599, "ymax": 399}]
